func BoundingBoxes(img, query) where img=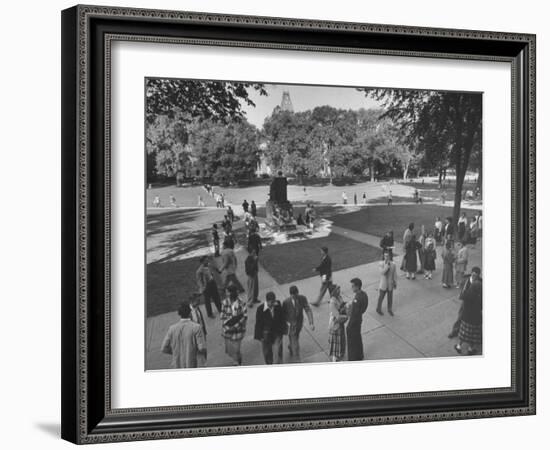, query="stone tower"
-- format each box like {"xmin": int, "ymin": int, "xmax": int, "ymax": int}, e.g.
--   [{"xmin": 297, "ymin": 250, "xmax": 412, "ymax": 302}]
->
[{"xmin": 280, "ymin": 90, "xmax": 294, "ymax": 112}]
